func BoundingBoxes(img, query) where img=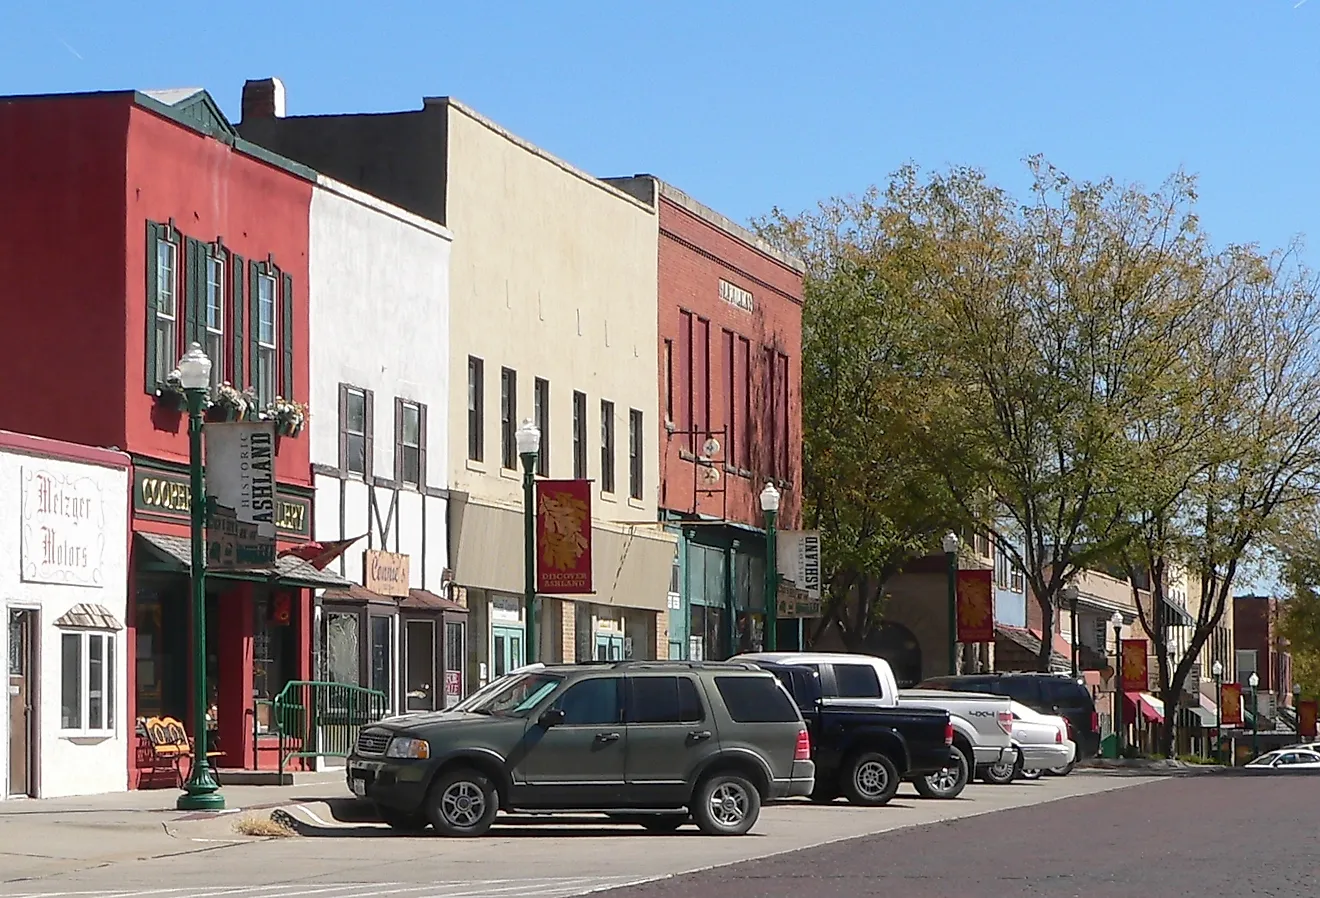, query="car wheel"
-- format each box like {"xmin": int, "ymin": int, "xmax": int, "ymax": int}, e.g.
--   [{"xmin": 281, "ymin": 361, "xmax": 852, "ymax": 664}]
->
[
  {"xmin": 841, "ymin": 751, "xmax": 901, "ymax": 806},
  {"xmin": 1045, "ymin": 760, "xmax": 1076, "ymax": 777},
  {"xmin": 639, "ymin": 814, "xmax": 688, "ymax": 833},
  {"xmin": 981, "ymin": 751, "xmax": 1022, "ymax": 785},
  {"xmin": 1020, "ymin": 767, "xmax": 1044, "ymax": 780},
  {"xmin": 692, "ymin": 772, "xmax": 761, "ymax": 835},
  {"xmin": 913, "ymin": 745, "xmax": 970, "ymax": 799},
  {"xmin": 425, "ymin": 767, "xmax": 499, "ymax": 837},
  {"xmin": 376, "ymin": 804, "xmax": 430, "ymax": 832}
]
